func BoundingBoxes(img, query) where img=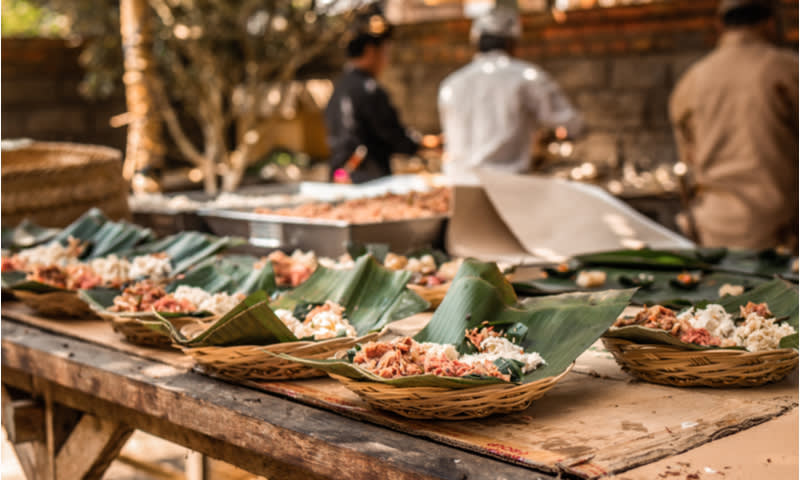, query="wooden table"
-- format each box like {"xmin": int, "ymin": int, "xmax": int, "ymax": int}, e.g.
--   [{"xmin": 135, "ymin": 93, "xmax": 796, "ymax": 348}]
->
[
  {"xmin": 2, "ymin": 310, "xmax": 797, "ymax": 480},
  {"xmin": 1, "ymin": 319, "xmax": 555, "ymax": 480}
]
